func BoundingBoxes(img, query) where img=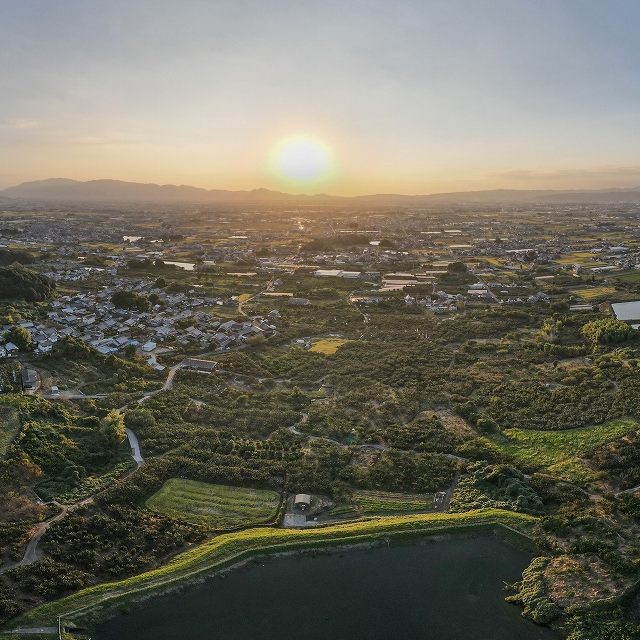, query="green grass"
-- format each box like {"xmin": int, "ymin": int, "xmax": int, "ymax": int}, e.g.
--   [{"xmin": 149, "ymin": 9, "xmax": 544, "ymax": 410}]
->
[
  {"xmin": 616, "ymin": 273, "xmax": 640, "ymax": 284},
  {"xmin": 0, "ymin": 407, "xmax": 19, "ymax": 458},
  {"xmin": 9, "ymin": 509, "xmax": 537, "ymax": 630},
  {"xmin": 487, "ymin": 418, "xmax": 639, "ymax": 482},
  {"xmin": 146, "ymin": 479, "xmax": 281, "ymax": 529},
  {"xmin": 352, "ymin": 490, "xmax": 433, "ymax": 514}
]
